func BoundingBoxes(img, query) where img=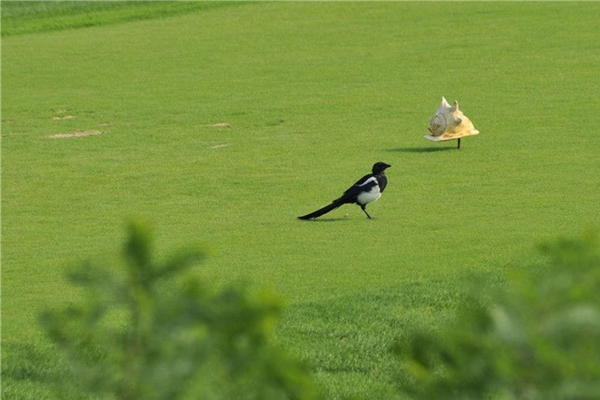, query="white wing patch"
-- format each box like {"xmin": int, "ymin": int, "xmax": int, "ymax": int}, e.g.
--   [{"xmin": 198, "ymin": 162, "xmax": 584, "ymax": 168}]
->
[
  {"xmin": 358, "ymin": 177, "xmax": 378, "ymax": 187},
  {"xmin": 357, "ymin": 185, "xmax": 381, "ymax": 205}
]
